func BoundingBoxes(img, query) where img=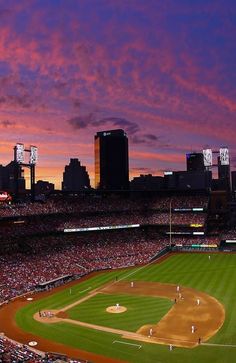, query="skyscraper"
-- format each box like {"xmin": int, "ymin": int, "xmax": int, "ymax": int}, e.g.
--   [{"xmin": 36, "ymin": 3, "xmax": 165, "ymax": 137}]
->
[
  {"xmin": 217, "ymin": 156, "xmax": 230, "ymax": 191},
  {"xmin": 186, "ymin": 153, "xmax": 204, "ymax": 172},
  {"xmin": 62, "ymin": 158, "xmax": 90, "ymax": 191},
  {"xmin": 95, "ymin": 129, "xmax": 129, "ymax": 190},
  {"xmin": 0, "ymin": 161, "xmax": 25, "ymax": 193}
]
